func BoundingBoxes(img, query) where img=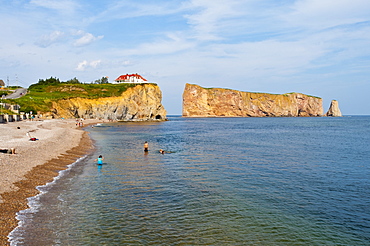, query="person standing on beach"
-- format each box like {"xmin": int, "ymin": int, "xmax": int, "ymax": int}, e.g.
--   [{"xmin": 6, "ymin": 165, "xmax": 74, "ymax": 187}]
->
[
  {"xmin": 144, "ymin": 141, "xmax": 149, "ymax": 152},
  {"xmin": 94, "ymin": 155, "xmax": 104, "ymax": 165}
]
